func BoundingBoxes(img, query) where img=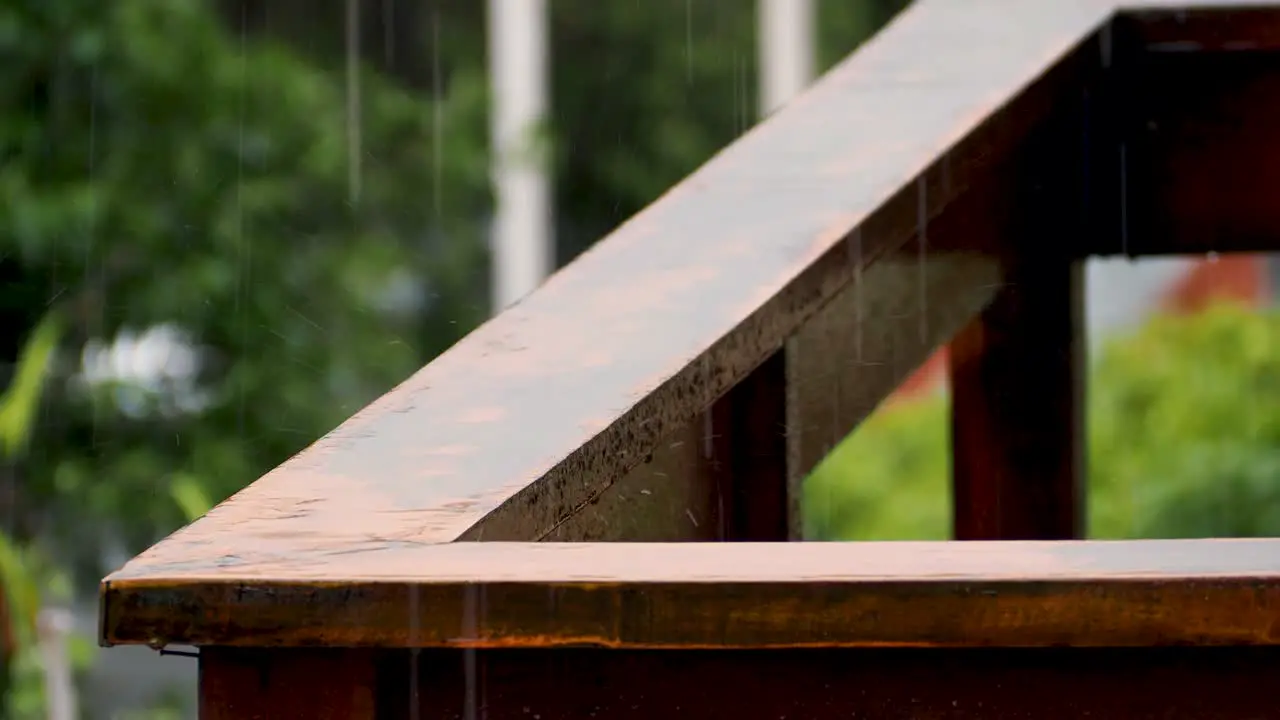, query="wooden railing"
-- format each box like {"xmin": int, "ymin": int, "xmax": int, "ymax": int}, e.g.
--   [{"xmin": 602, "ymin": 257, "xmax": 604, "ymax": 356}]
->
[{"xmin": 101, "ymin": 1, "xmax": 1280, "ymax": 717}]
